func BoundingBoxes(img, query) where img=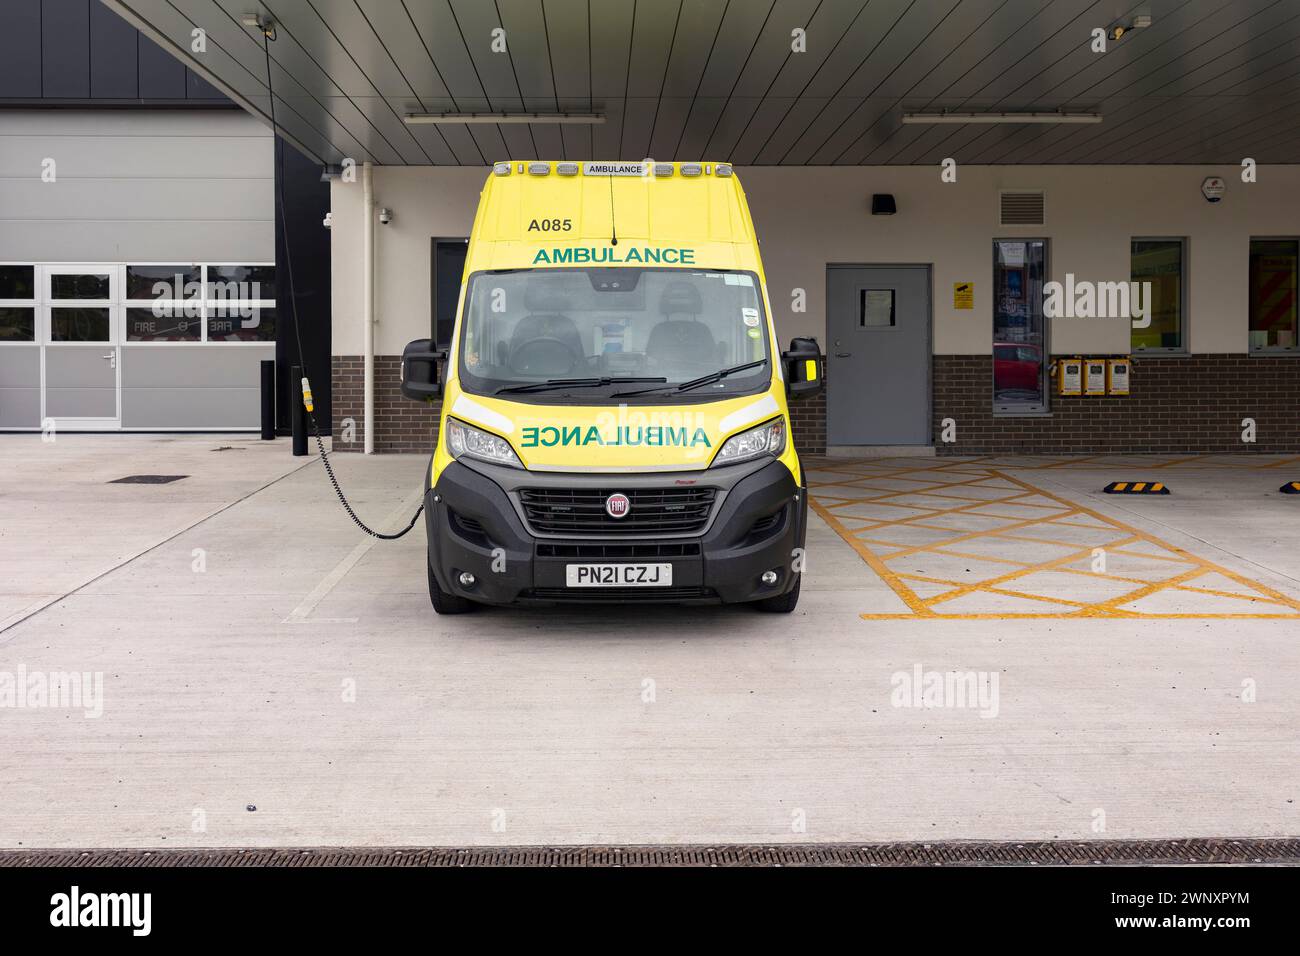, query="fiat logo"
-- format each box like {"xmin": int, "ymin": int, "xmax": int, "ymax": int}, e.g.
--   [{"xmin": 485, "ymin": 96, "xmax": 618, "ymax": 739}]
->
[{"xmin": 605, "ymin": 493, "xmax": 631, "ymax": 519}]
